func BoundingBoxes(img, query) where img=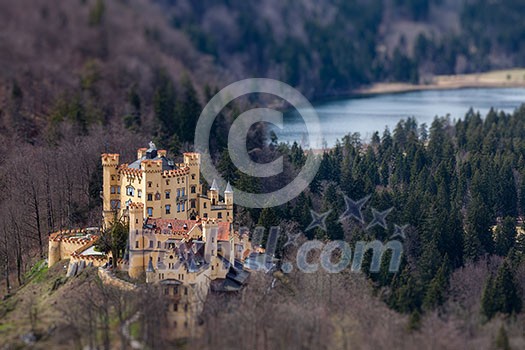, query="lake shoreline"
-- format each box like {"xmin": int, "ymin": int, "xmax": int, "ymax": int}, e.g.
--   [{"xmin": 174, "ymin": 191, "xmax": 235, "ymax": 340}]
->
[{"xmin": 354, "ymin": 69, "xmax": 525, "ymax": 96}]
